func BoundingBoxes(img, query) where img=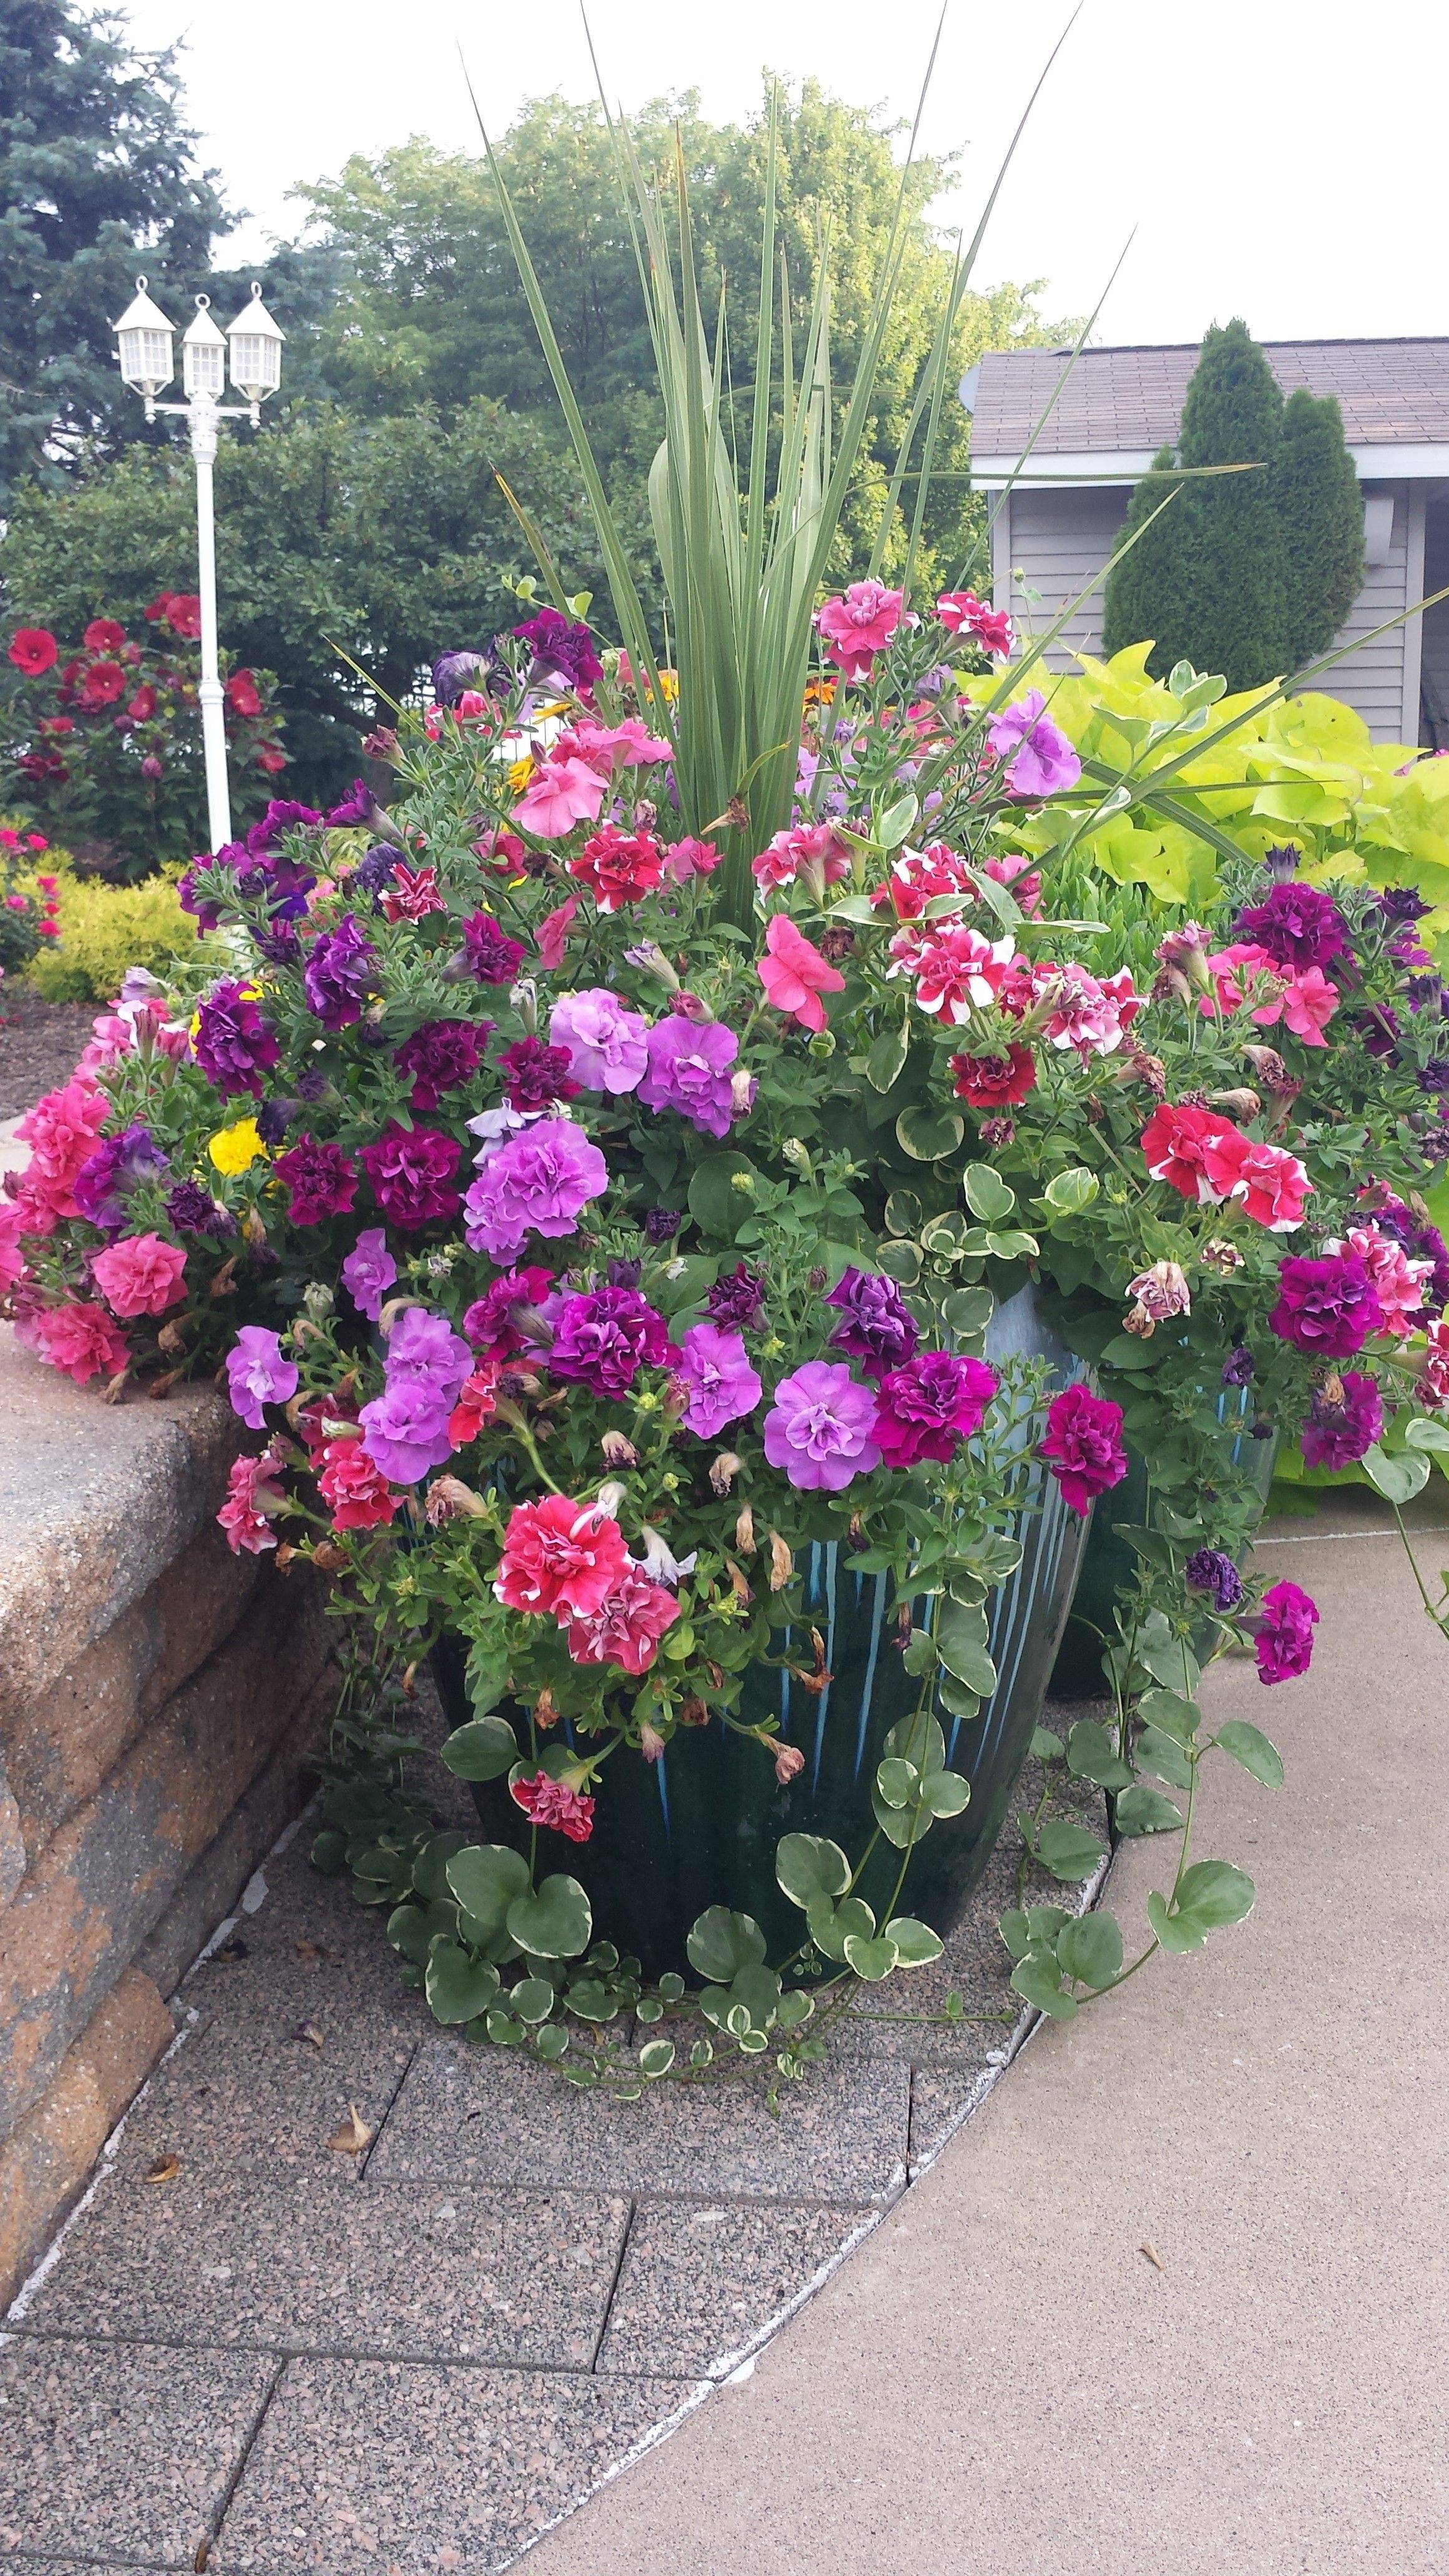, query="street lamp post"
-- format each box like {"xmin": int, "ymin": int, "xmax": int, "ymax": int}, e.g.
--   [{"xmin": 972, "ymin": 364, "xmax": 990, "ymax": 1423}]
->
[{"xmin": 112, "ymin": 278, "xmax": 285, "ymax": 852}]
